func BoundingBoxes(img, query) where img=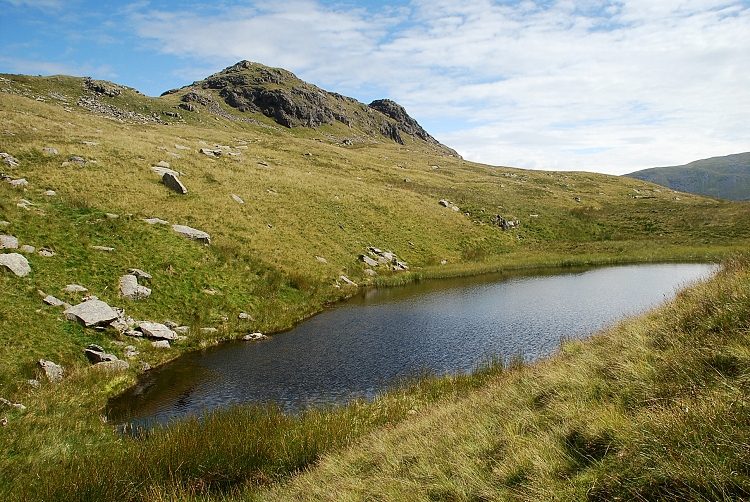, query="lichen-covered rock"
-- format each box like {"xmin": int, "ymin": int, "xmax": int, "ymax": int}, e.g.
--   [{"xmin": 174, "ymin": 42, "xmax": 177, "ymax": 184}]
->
[{"xmin": 0, "ymin": 253, "xmax": 30, "ymax": 277}]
